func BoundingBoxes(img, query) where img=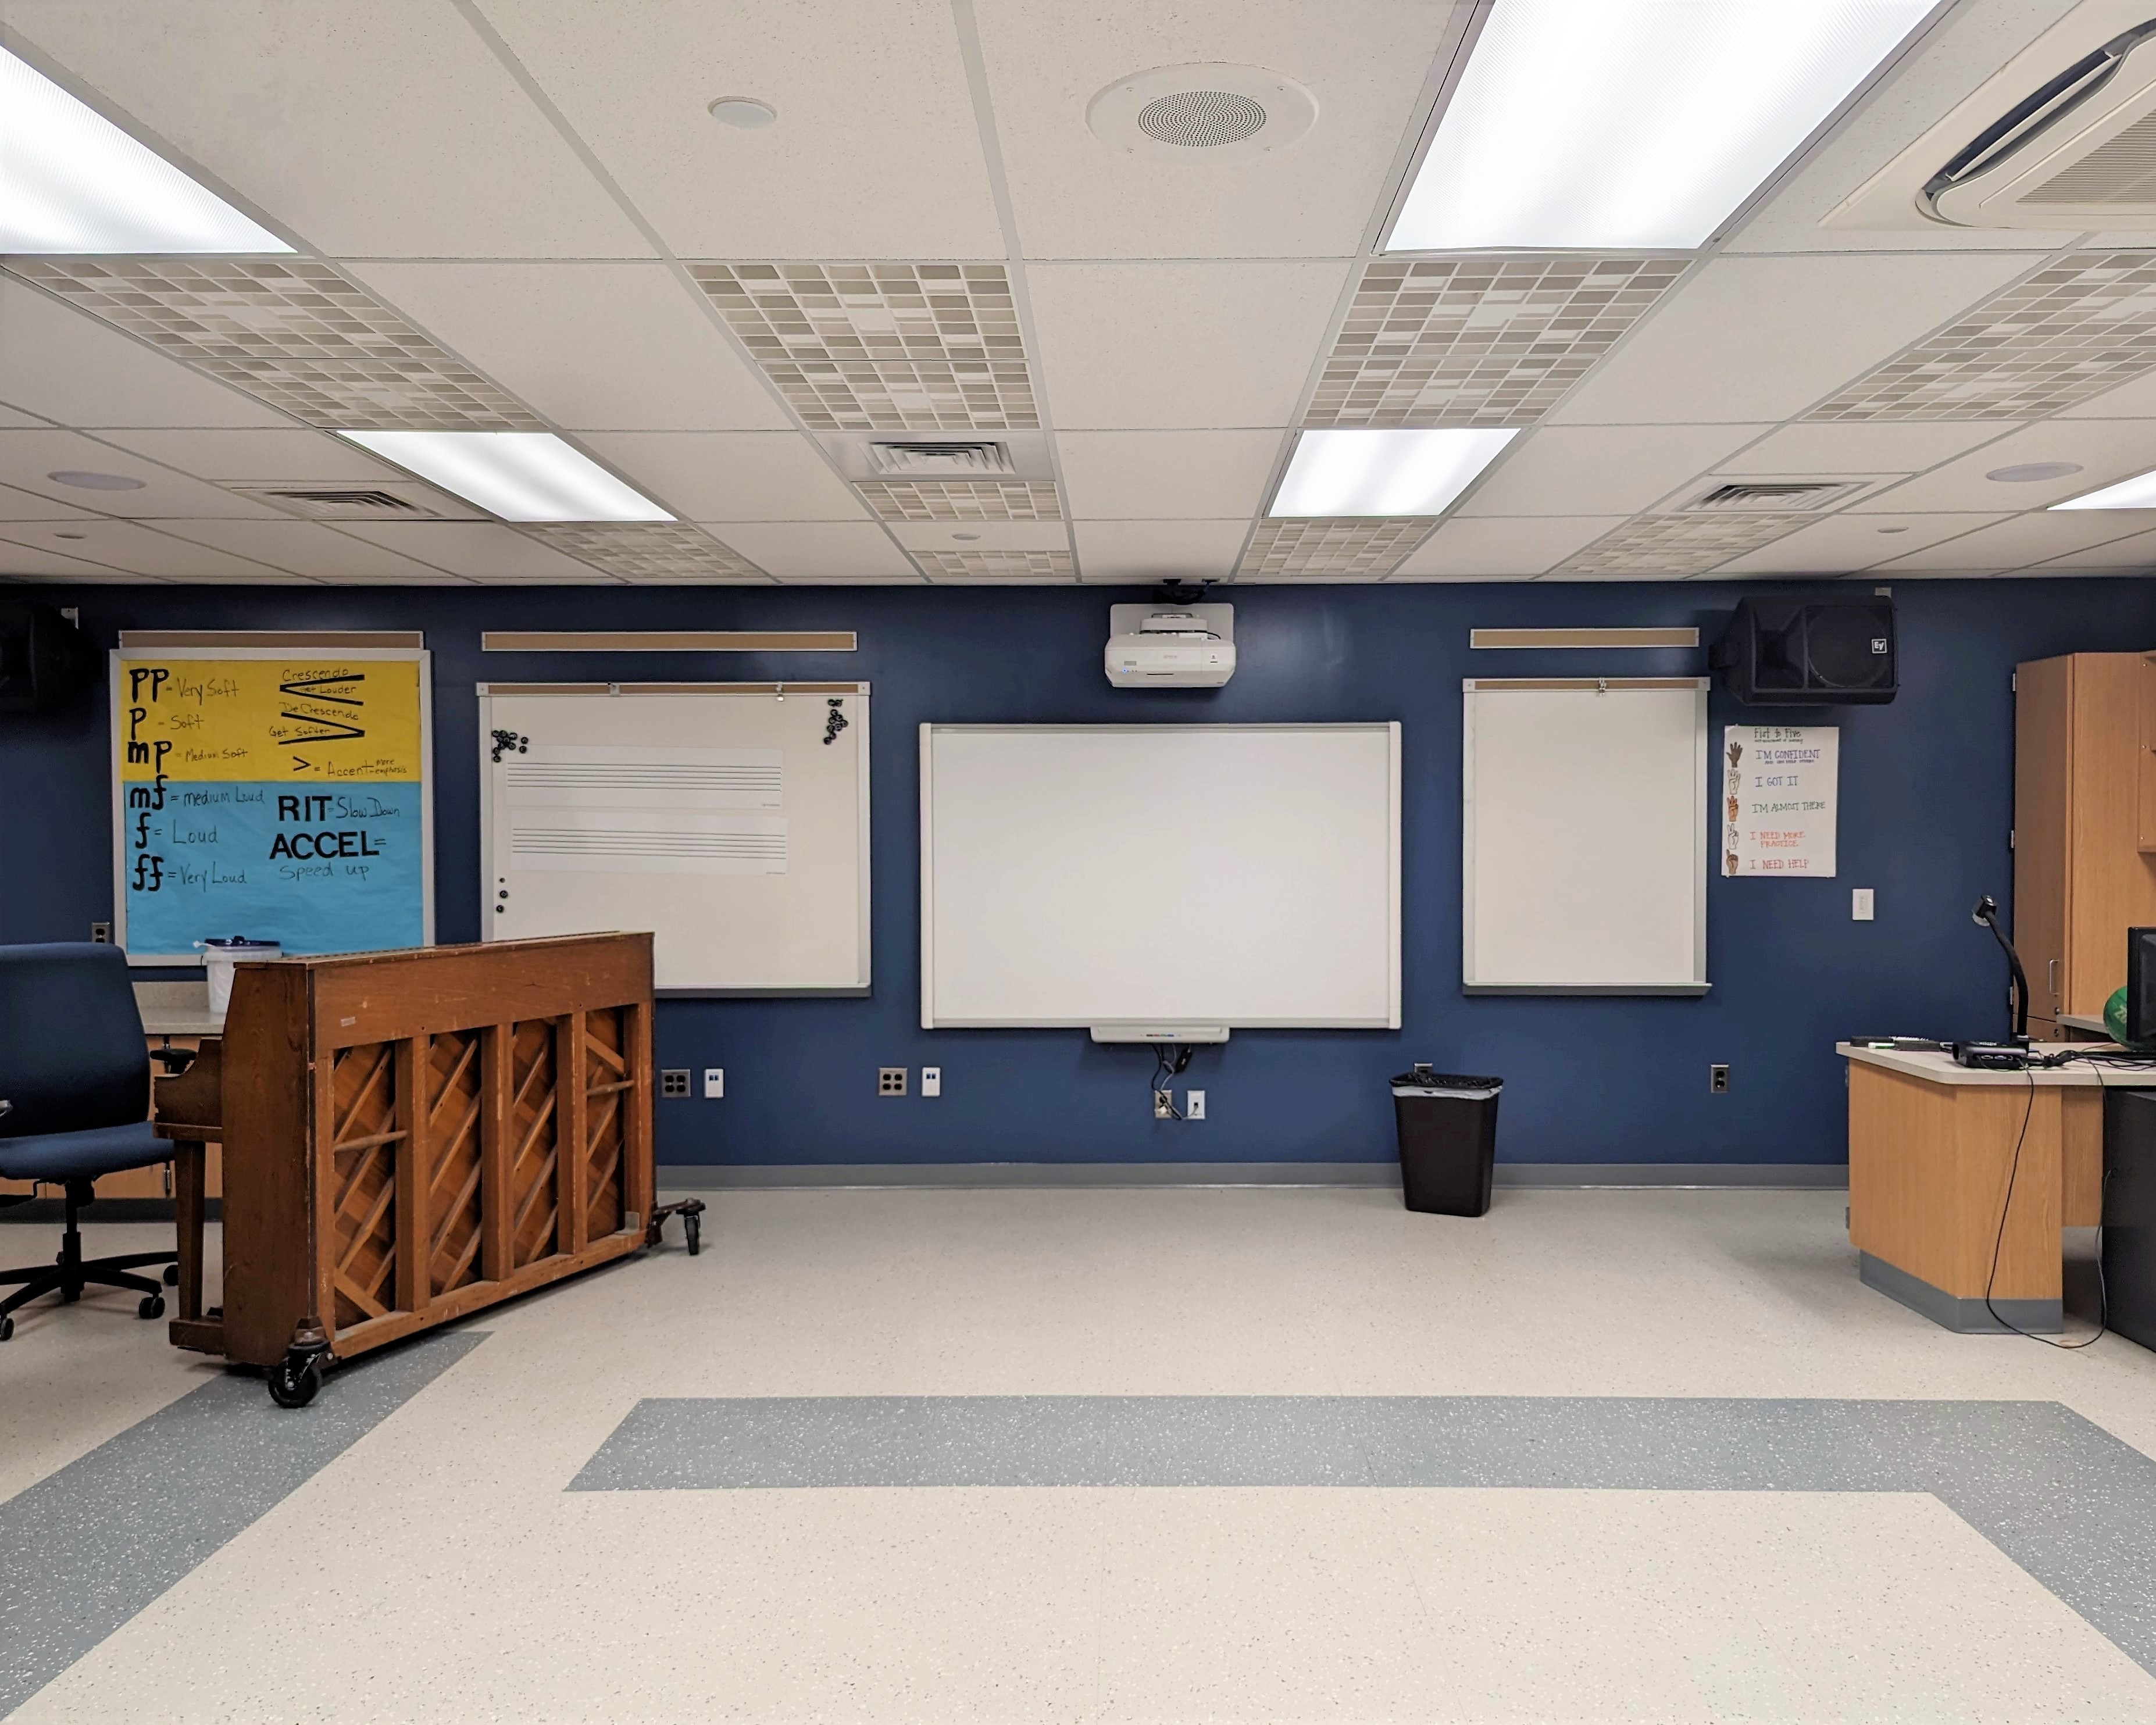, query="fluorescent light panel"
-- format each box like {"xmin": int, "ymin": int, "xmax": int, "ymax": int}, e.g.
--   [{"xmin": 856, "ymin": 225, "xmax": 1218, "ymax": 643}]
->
[
  {"xmin": 2052, "ymin": 469, "xmax": 2156, "ymax": 510},
  {"xmin": 1270, "ymin": 429, "xmax": 1518, "ymax": 518},
  {"xmin": 1387, "ymin": 0, "xmax": 1932, "ymax": 252},
  {"xmin": 338, "ymin": 433, "xmax": 672, "ymax": 523},
  {"xmin": 0, "ymin": 47, "xmax": 291, "ymax": 253}
]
